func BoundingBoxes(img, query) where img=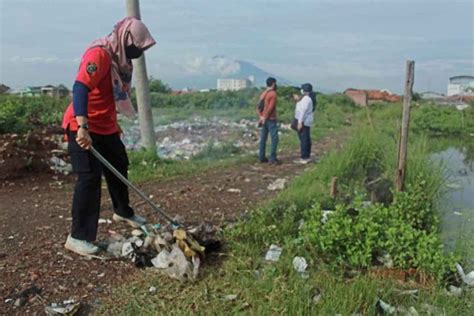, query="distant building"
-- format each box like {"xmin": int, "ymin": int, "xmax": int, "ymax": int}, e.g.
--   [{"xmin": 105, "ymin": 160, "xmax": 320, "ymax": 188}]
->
[
  {"xmin": 447, "ymin": 75, "xmax": 474, "ymax": 96},
  {"xmin": 344, "ymin": 88, "xmax": 401, "ymax": 106},
  {"xmin": 0, "ymin": 84, "xmax": 11, "ymax": 94},
  {"xmin": 16, "ymin": 85, "xmax": 70, "ymax": 98},
  {"xmin": 217, "ymin": 77, "xmax": 253, "ymax": 91},
  {"xmin": 420, "ymin": 91, "xmax": 444, "ymax": 99}
]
